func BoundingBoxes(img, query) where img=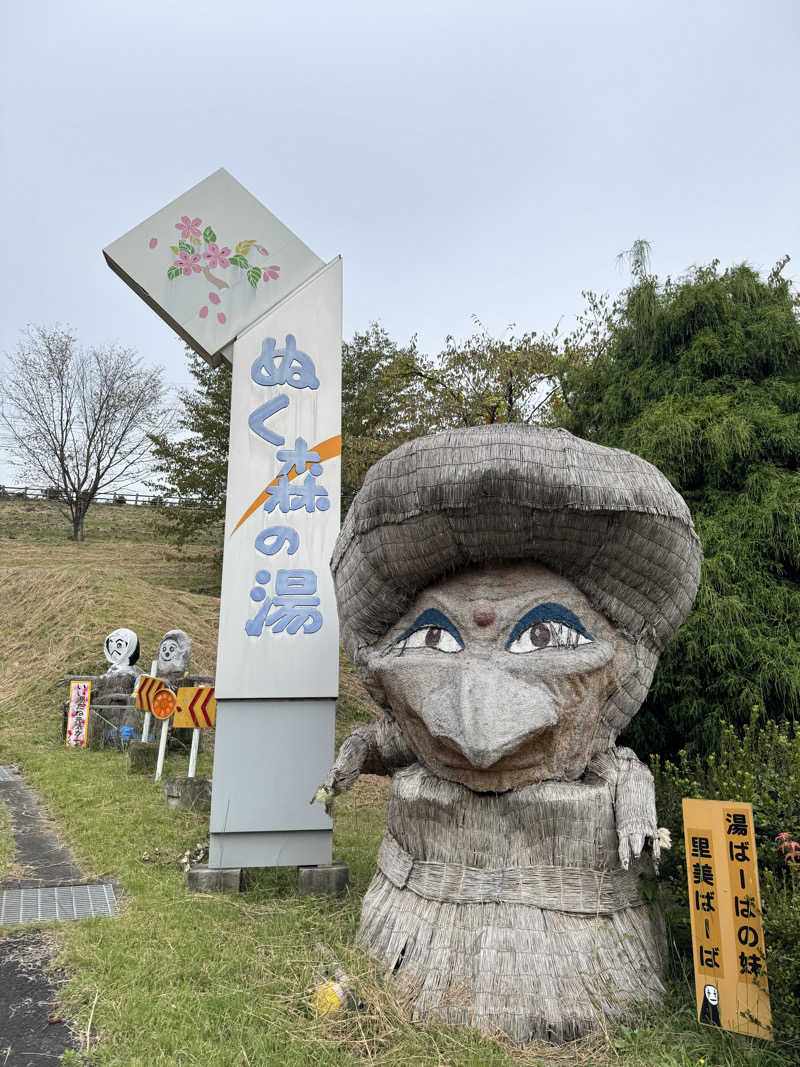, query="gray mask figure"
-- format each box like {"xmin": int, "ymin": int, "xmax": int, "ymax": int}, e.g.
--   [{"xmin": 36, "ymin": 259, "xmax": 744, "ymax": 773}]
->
[{"xmin": 157, "ymin": 629, "xmax": 192, "ymax": 678}]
